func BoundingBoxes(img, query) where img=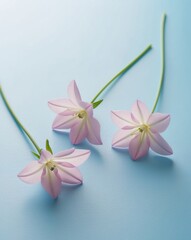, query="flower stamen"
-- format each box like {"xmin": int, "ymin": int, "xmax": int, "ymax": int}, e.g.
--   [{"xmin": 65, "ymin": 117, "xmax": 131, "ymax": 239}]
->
[
  {"xmin": 46, "ymin": 160, "xmax": 56, "ymax": 171},
  {"xmin": 76, "ymin": 110, "xmax": 87, "ymax": 119},
  {"xmin": 138, "ymin": 124, "xmax": 150, "ymax": 133}
]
